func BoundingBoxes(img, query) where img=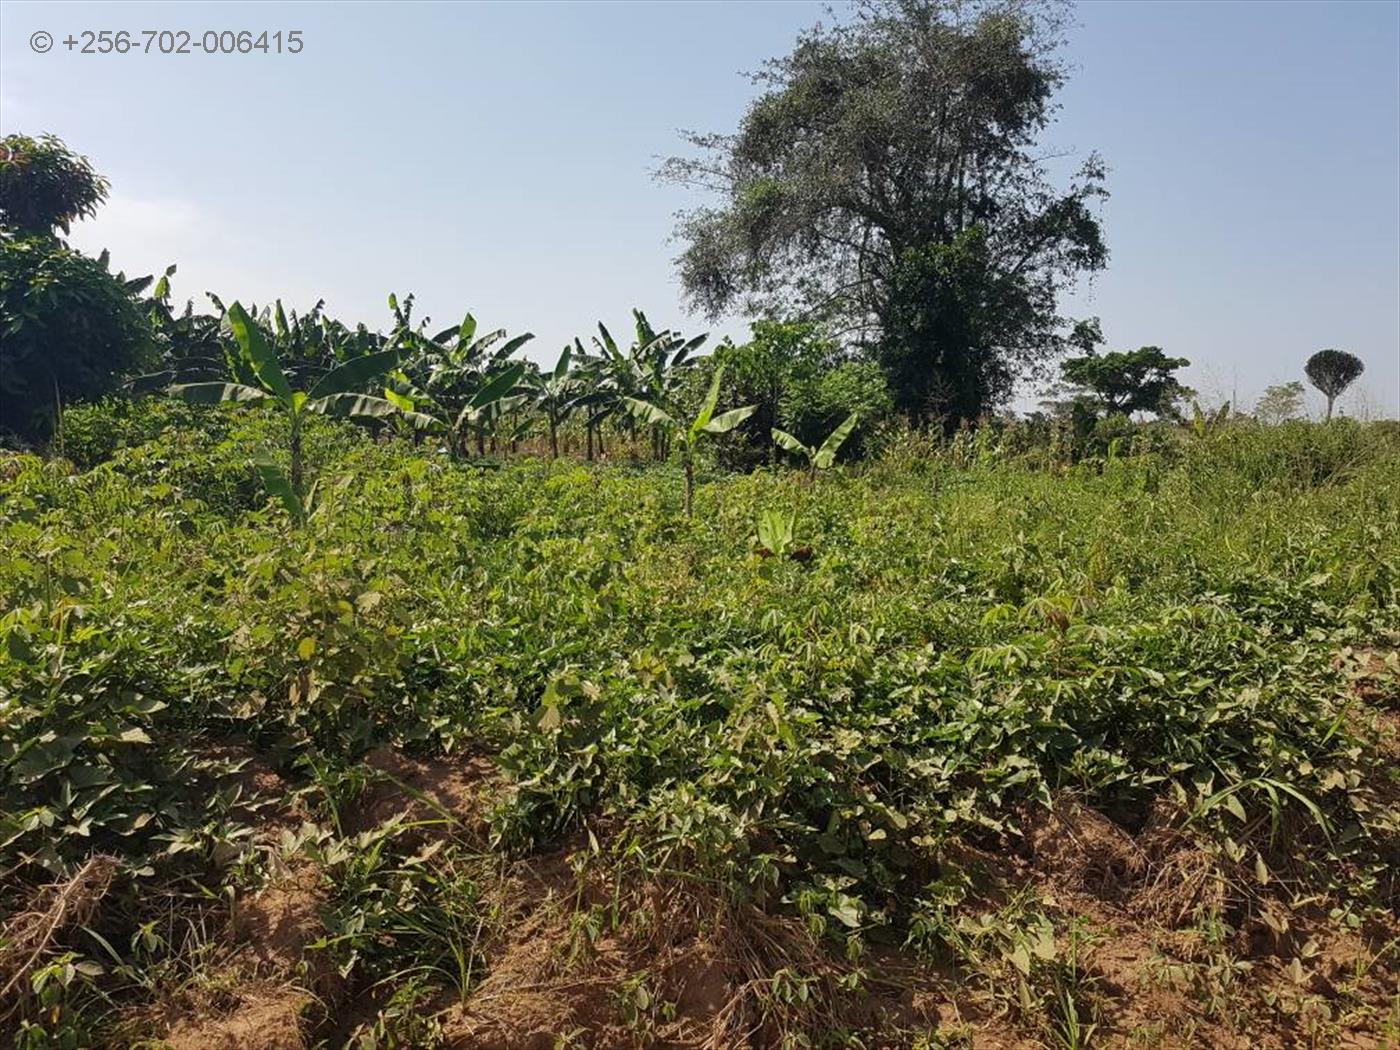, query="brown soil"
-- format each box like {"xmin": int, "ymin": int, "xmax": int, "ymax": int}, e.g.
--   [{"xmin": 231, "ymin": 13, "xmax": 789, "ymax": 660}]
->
[
  {"xmin": 156, "ymin": 862, "xmax": 329, "ymax": 1050},
  {"xmin": 134, "ymin": 723, "xmax": 1400, "ymax": 1050},
  {"xmin": 347, "ymin": 746, "xmax": 500, "ymax": 841},
  {"xmin": 161, "ymin": 983, "xmax": 310, "ymax": 1050}
]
